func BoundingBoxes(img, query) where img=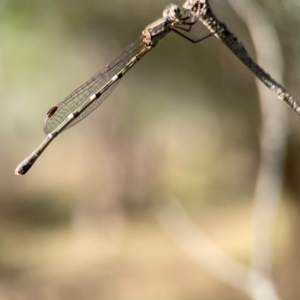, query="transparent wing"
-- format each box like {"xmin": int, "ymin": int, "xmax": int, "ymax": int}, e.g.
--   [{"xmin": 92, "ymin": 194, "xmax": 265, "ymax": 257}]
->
[{"xmin": 43, "ymin": 36, "xmax": 145, "ymax": 134}]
